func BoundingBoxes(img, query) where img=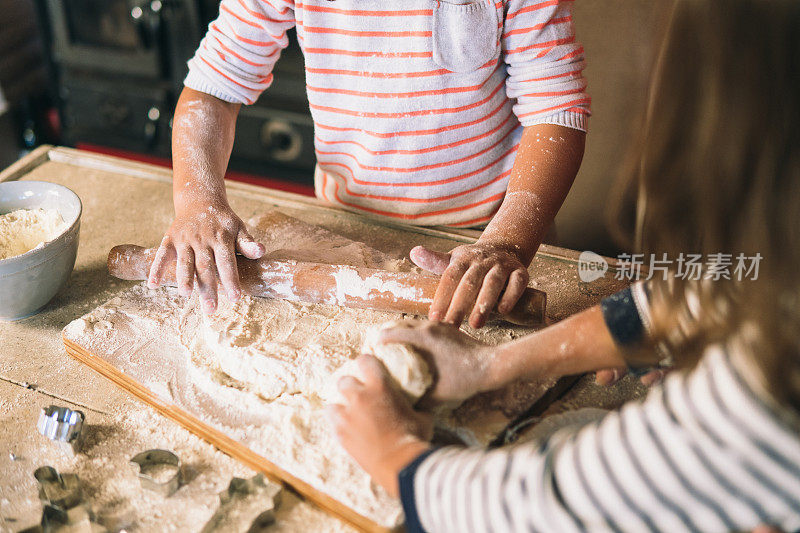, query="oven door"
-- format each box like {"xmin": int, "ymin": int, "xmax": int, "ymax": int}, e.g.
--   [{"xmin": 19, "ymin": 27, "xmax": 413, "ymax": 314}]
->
[{"xmin": 46, "ymin": 0, "xmax": 165, "ymax": 78}]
